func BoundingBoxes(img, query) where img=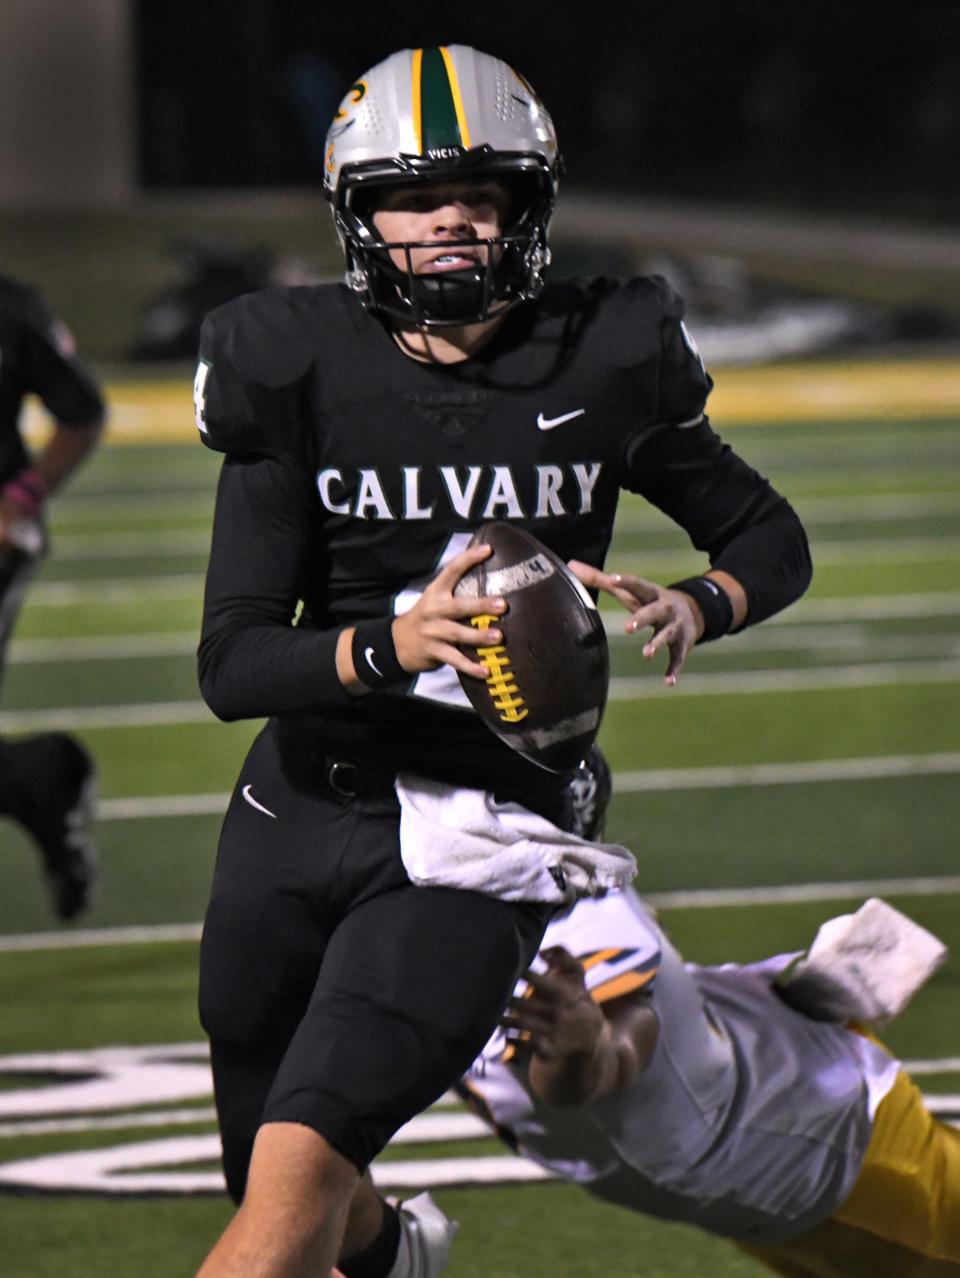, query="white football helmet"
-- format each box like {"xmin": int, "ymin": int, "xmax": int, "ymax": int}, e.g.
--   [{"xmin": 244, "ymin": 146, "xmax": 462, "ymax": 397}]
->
[{"xmin": 323, "ymin": 45, "xmax": 561, "ymax": 327}]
